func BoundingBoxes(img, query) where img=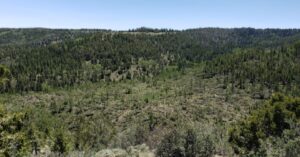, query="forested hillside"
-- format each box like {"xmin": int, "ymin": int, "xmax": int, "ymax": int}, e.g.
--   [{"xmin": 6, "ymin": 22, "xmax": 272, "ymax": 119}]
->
[
  {"xmin": 1, "ymin": 28, "xmax": 300, "ymax": 93},
  {"xmin": 0, "ymin": 28, "xmax": 107, "ymax": 46},
  {"xmin": 204, "ymin": 46, "xmax": 300, "ymax": 95},
  {"xmin": 0, "ymin": 28, "xmax": 300, "ymax": 157}
]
